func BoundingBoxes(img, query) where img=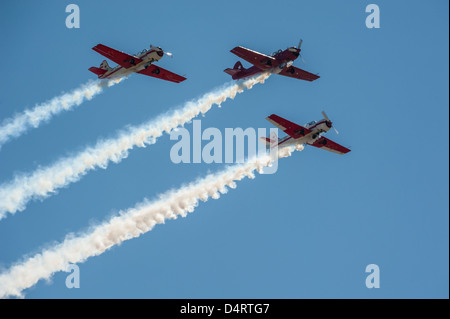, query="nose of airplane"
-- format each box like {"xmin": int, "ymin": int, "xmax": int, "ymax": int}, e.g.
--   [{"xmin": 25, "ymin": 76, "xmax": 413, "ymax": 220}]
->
[
  {"xmin": 150, "ymin": 45, "xmax": 164, "ymax": 56},
  {"xmin": 292, "ymin": 48, "xmax": 300, "ymax": 57},
  {"xmin": 326, "ymin": 120, "xmax": 333, "ymax": 128}
]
